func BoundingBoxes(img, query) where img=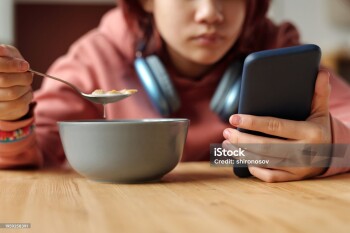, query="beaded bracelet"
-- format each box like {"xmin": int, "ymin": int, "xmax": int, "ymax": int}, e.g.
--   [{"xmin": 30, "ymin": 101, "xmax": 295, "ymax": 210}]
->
[{"xmin": 0, "ymin": 124, "xmax": 35, "ymax": 143}]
